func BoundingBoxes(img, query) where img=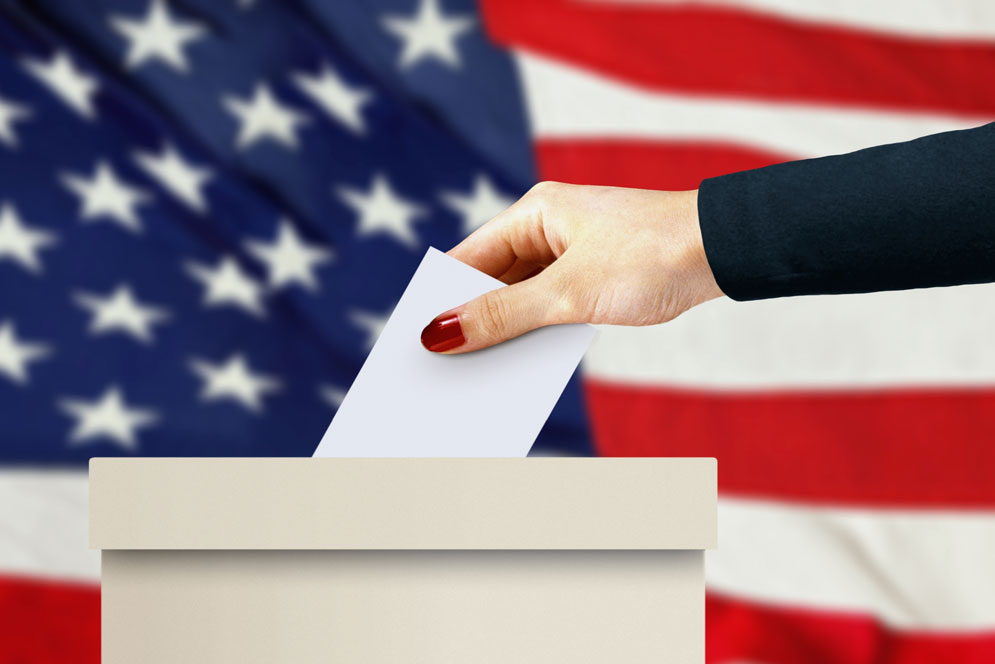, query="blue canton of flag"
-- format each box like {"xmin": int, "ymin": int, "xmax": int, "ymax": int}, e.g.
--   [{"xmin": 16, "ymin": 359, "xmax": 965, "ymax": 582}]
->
[{"xmin": 0, "ymin": 0, "xmax": 592, "ymax": 462}]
